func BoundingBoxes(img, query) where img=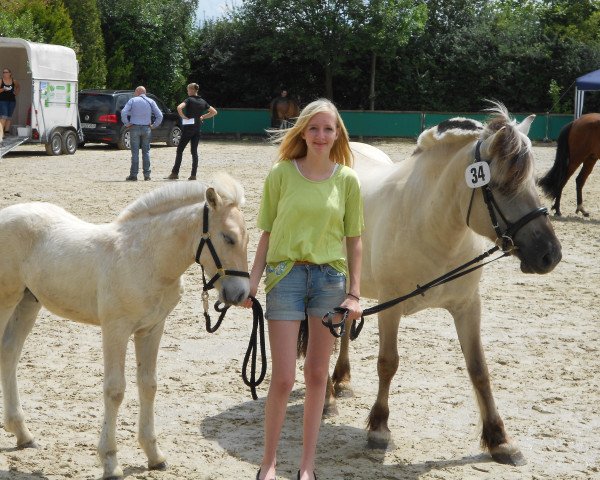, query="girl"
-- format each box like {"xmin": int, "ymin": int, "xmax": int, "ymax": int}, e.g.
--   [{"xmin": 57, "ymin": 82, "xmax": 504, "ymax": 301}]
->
[{"xmin": 245, "ymin": 98, "xmax": 363, "ymax": 480}]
